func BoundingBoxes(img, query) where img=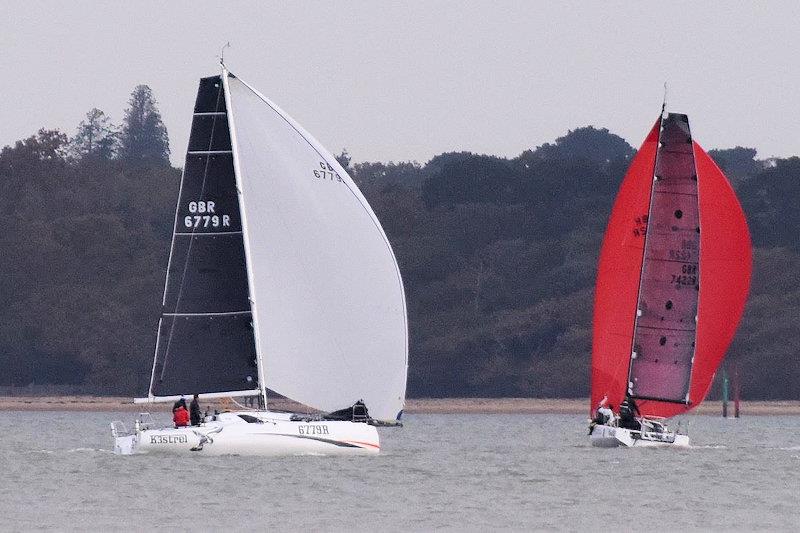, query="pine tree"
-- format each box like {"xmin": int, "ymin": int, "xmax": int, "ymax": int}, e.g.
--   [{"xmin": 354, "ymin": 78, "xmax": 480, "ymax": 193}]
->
[
  {"xmin": 70, "ymin": 108, "xmax": 118, "ymax": 160},
  {"xmin": 119, "ymin": 85, "xmax": 170, "ymax": 164}
]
